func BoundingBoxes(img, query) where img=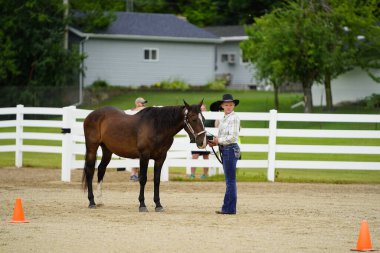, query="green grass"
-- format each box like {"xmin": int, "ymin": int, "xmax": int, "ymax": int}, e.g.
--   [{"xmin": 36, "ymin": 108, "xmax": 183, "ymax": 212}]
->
[
  {"xmin": 84, "ymin": 90, "xmax": 295, "ymax": 112},
  {"xmin": 82, "ymin": 89, "xmax": 379, "ymax": 129},
  {"xmin": 1, "ymin": 89, "xmax": 380, "ymax": 183},
  {"xmin": 274, "ymin": 169, "xmax": 380, "ymax": 184},
  {"xmin": 0, "ymin": 152, "xmax": 16, "ymax": 166},
  {"xmin": 0, "ymin": 152, "xmax": 61, "ymax": 168},
  {"xmin": 83, "ymin": 89, "xmax": 380, "ymax": 114},
  {"xmin": 170, "ymin": 168, "xmax": 380, "ymax": 184}
]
